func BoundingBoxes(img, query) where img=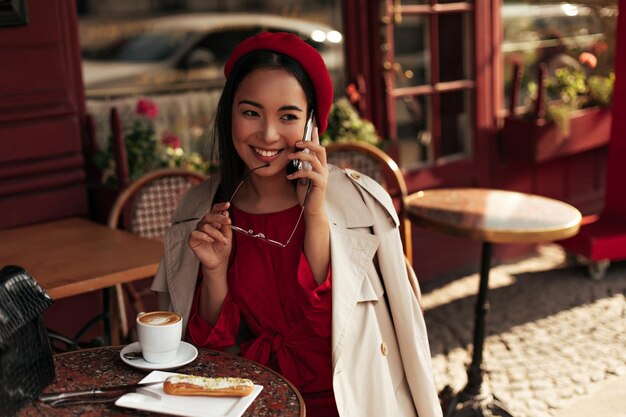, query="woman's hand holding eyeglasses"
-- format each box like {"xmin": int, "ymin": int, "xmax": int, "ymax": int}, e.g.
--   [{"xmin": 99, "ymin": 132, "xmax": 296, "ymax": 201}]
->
[{"xmin": 188, "ymin": 202, "xmax": 233, "ymax": 272}]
